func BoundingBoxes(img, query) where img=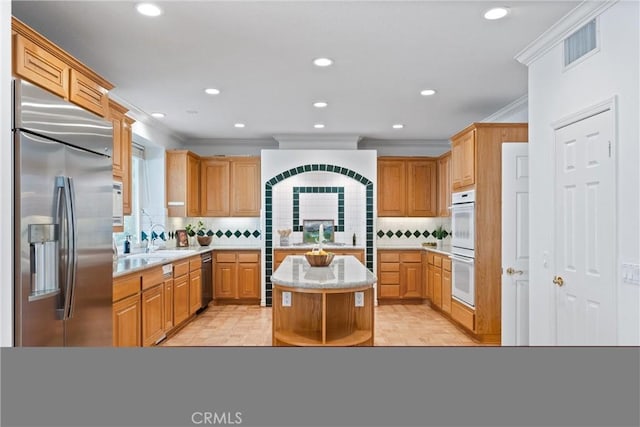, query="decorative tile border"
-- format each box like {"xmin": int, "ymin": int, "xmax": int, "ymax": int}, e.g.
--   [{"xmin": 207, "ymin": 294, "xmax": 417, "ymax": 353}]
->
[
  {"xmin": 292, "ymin": 186, "xmax": 344, "ymax": 232},
  {"xmin": 265, "ymin": 164, "xmax": 373, "ymax": 306},
  {"xmin": 376, "ymin": 229, "xmax": 450, "ymax": 239},
  {"xmin": 161, "ymin": 229, "xmax": 261, "ymax": 240}
]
